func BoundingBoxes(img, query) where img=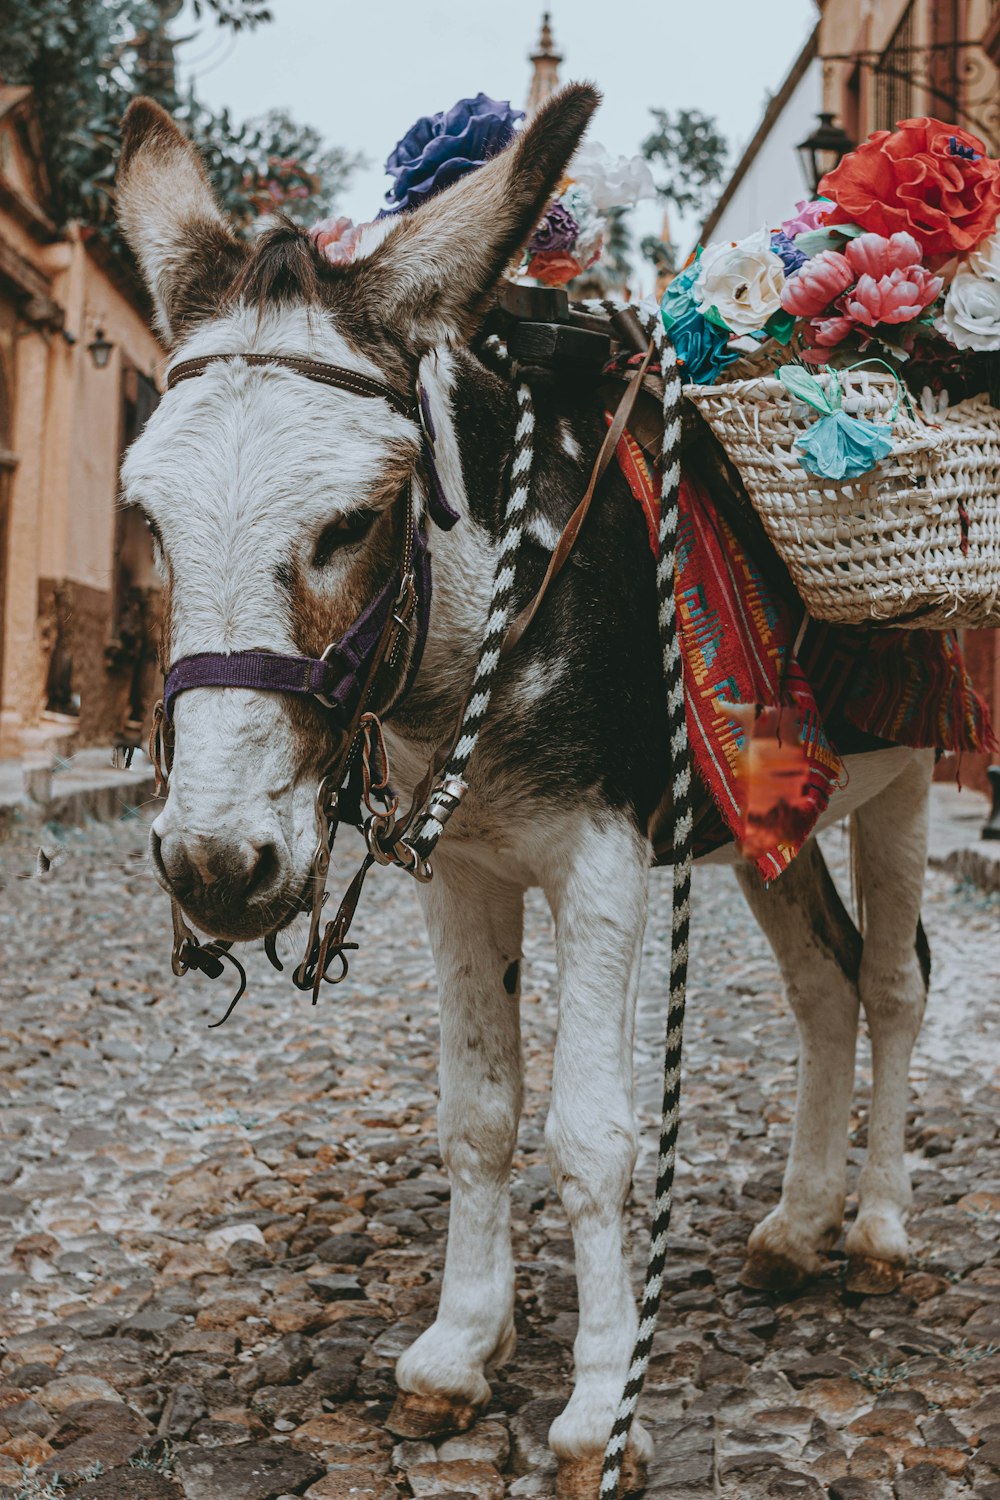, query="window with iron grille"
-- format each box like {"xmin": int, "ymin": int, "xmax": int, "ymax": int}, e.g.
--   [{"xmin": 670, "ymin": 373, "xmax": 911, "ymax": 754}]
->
[{"xmin": 874, "ymin": 1, "xmax": 918, "ymax": 130}]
